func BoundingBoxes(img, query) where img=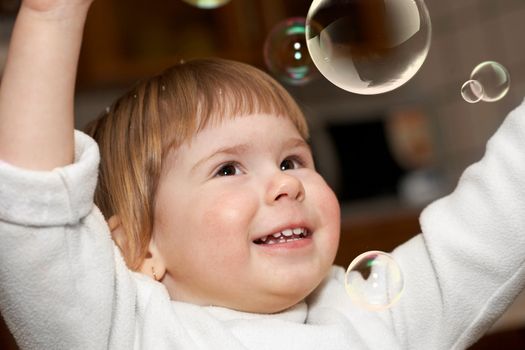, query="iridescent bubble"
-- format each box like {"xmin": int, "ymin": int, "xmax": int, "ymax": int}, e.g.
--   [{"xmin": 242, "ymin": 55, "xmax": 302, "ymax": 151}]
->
[
  {"xmin": 461, "ymin": 79, "xmax": 484, "ymax": 104},
  {"xmin": 264, "ymin": 17, "xmax": 318, "ymax": 86},
  {"xmin": 461, "ymin": 61, "xmax": 510, "ymax": 103},
  {"xmin": 305, "ymin": 0, "xmax": 432, "ymax": 95},
  {"xmin": 345, "ymin": 251, "xmax": 404, "ymax": 311},
  {"xmin": 181, "ymin": 0, "xmax": 231, "ymax": 9}
]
